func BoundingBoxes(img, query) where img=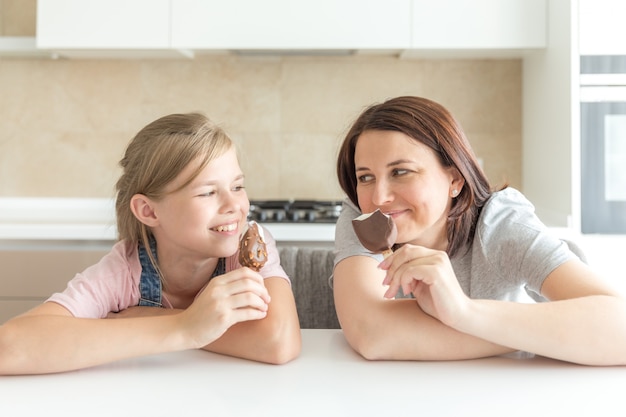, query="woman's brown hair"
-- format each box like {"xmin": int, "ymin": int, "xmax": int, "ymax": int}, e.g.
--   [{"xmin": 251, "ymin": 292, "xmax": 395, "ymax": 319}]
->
[{"xmin": 337, "ymin": 96, "xmax": 503, "ymax": 257}]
